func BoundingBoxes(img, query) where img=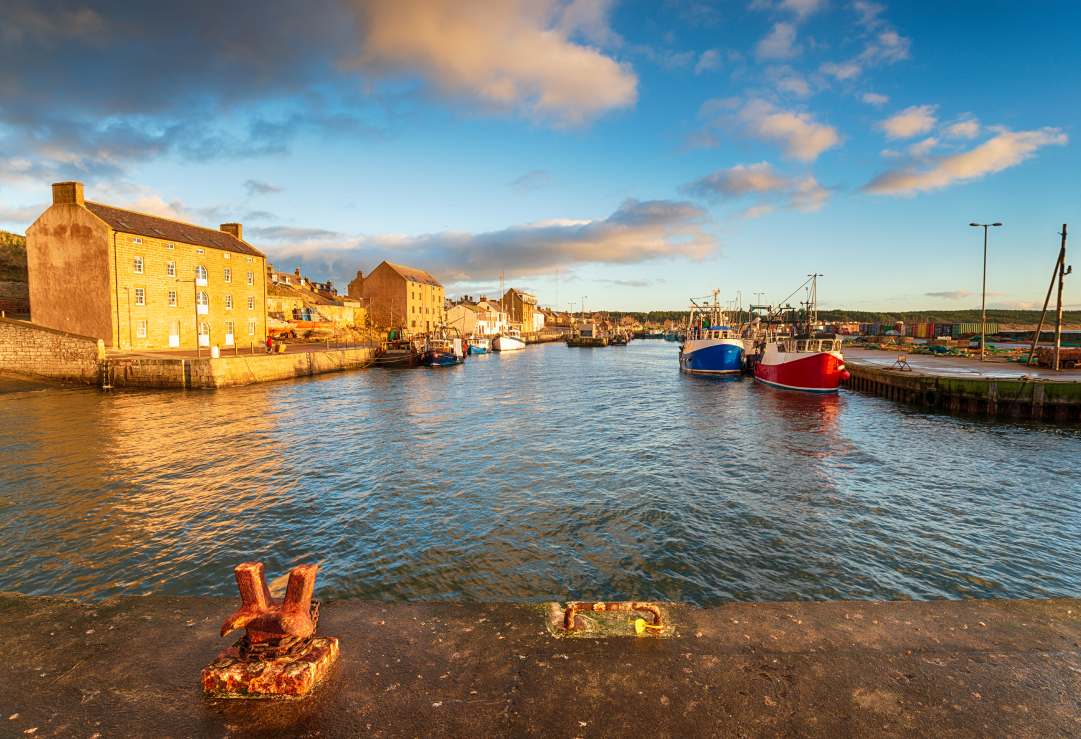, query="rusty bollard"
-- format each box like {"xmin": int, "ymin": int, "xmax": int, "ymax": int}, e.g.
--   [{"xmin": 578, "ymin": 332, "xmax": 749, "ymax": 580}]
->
[{"xmin": 201, "ymin": 562, "xmax": 340, "ymax": 698}]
